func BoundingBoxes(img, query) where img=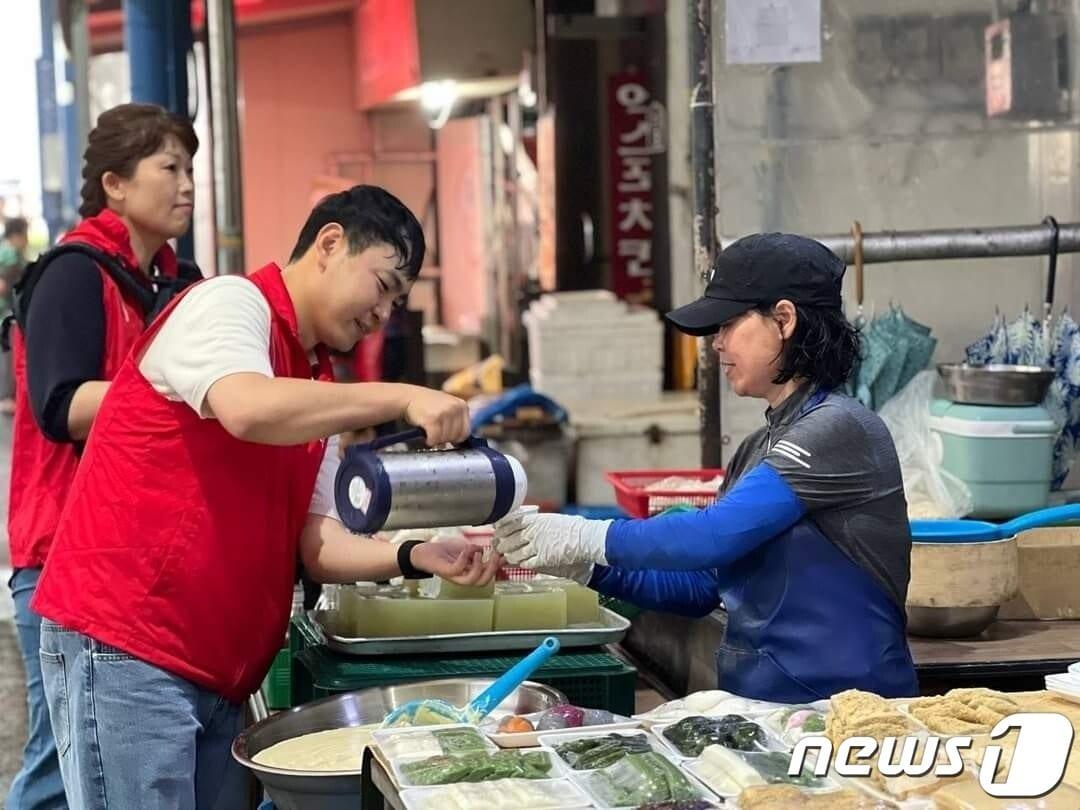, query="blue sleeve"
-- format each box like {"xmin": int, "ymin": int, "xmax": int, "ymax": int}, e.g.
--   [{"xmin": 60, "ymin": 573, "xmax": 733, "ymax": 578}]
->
[
  {"xmin": 588, "ymin": 566, "xmax": 722, "ymax": 618},
  {"xmin": 605, "ymin": 462, "xmax": 805, "ymax": 571}
]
